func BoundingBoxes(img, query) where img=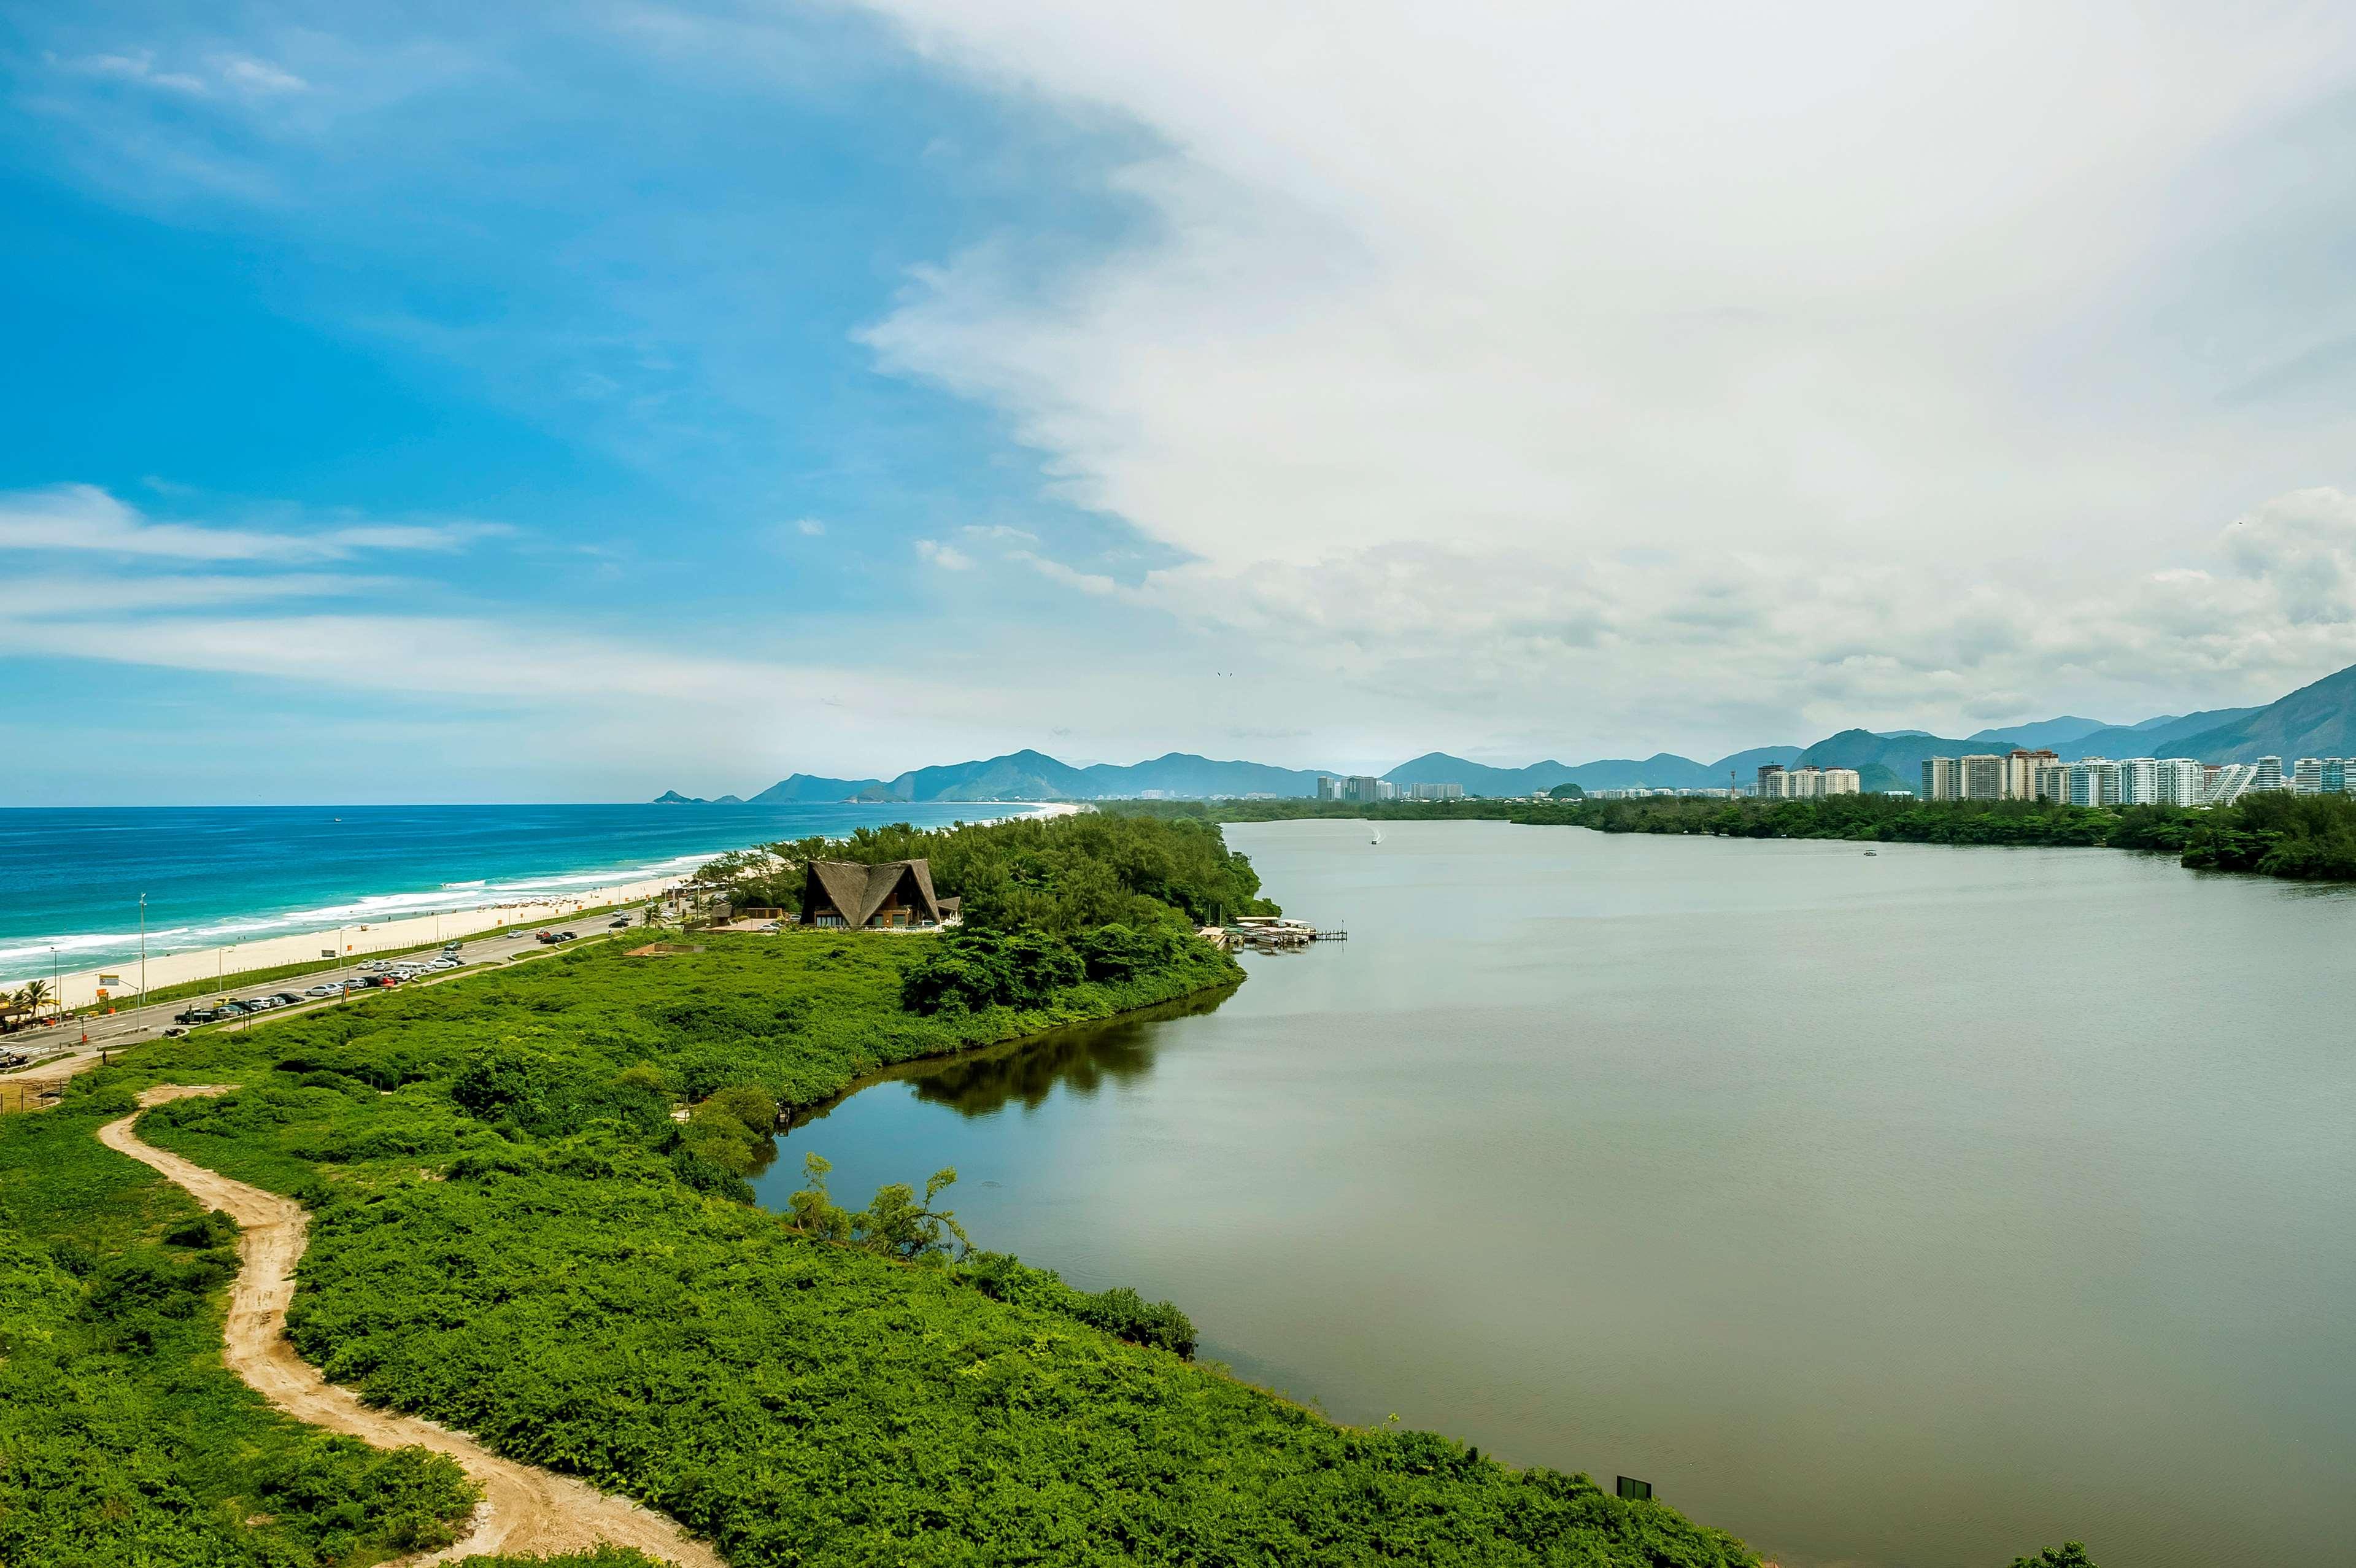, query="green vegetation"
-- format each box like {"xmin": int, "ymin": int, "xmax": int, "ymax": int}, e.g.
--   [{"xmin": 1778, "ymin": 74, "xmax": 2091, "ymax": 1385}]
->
[
  {"xmin": 695, "ymin": 808, "xmax": 1277, "ymax": 929},
  {"xmin": 1109, "ymin": 789, "xmax": 2356, "ymax": 884},
  {"xmin": 0, "ymin": 1095, "xmax": 481, "ymax": 1567},
  {"xmin": 6, "ymin": 811, "xmax": 1769, "ymax": 1567},
  {"xmin": 2010, "ymin": 1548, "xmax": 2096, "ymax": 1568}
]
